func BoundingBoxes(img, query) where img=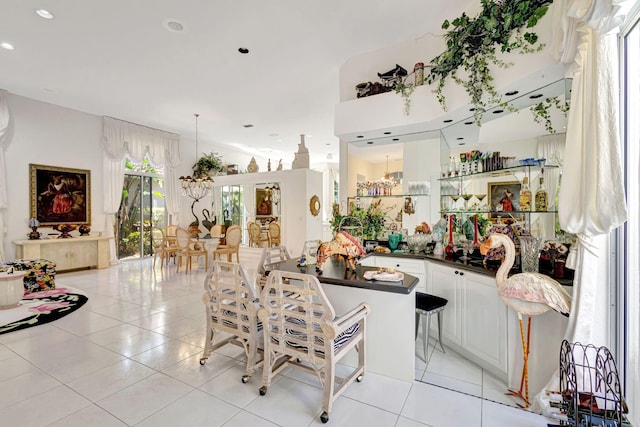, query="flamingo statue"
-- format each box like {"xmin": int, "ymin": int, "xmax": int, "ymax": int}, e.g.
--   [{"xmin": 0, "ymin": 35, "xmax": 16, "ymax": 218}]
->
[{"xmin": 480, "ymin": 233, "xmax": 572, "ymax": 408}]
